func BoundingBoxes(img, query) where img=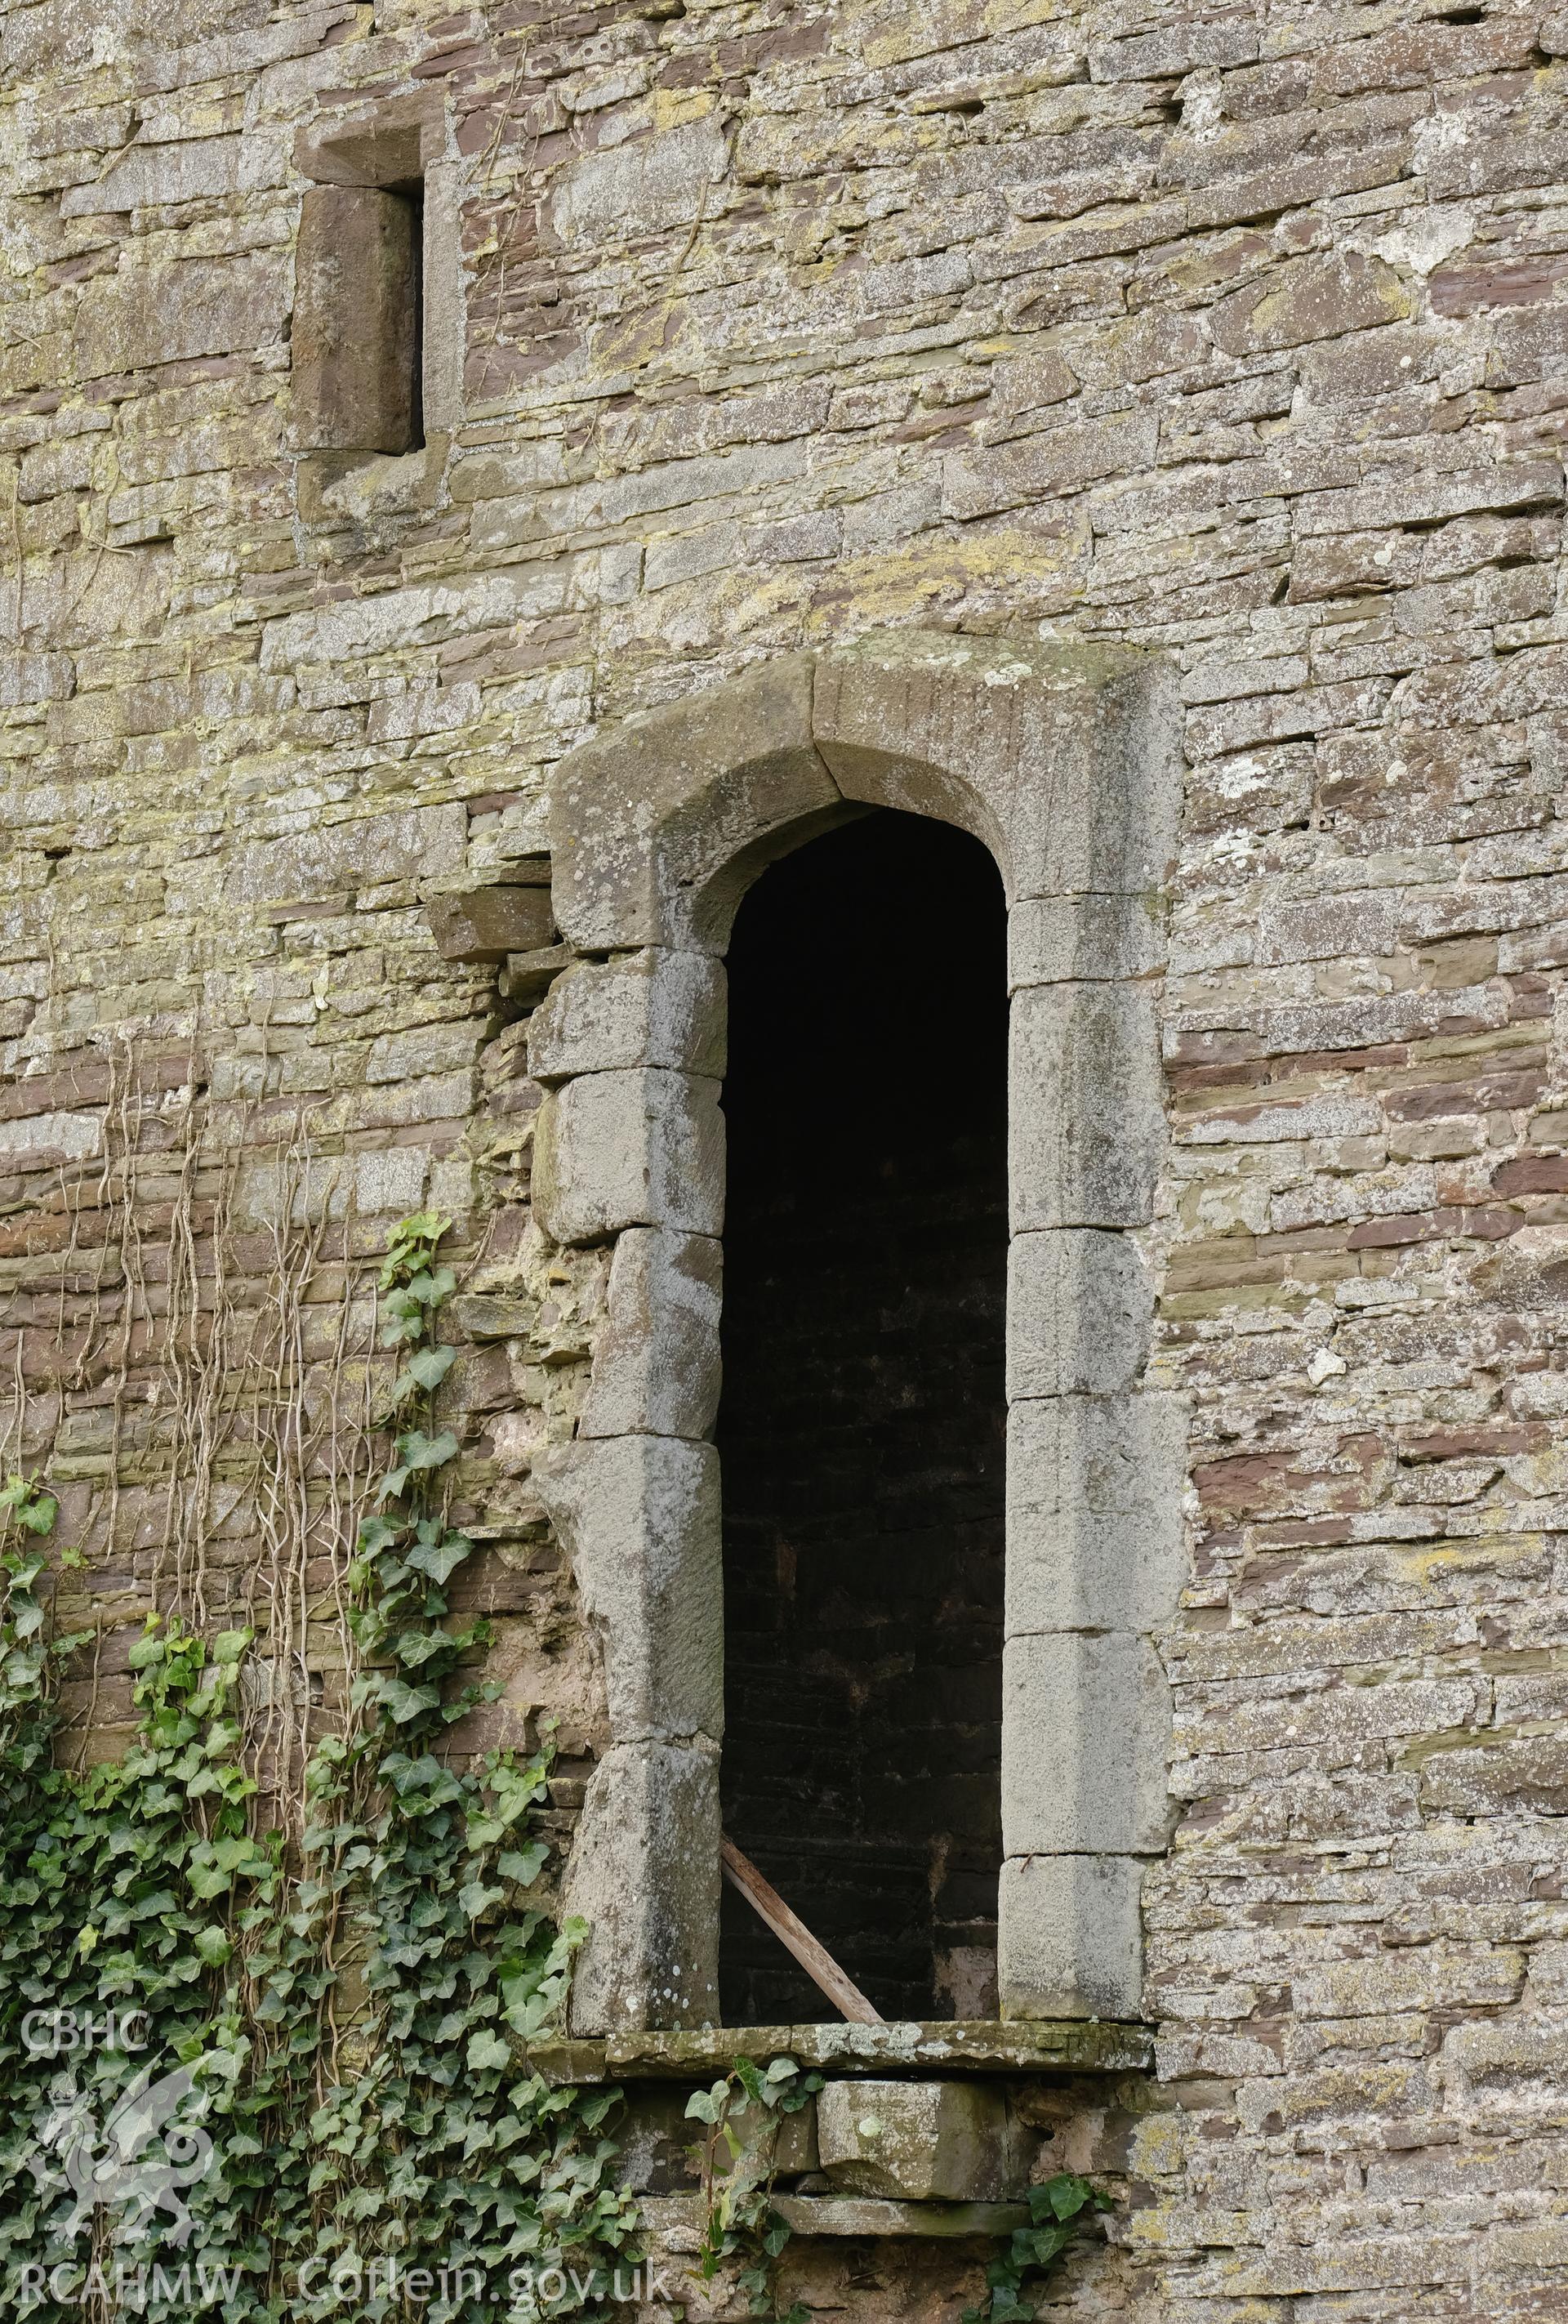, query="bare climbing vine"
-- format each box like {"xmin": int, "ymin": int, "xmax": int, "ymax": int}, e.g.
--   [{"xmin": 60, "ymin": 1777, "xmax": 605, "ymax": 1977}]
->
[
  {"xmin": 37, "ymin": 1051, "xmax": 376, "ymax": 1833},
  {"xmin": 0, "ymin": 1213, "xmax": 638, "ymax": 2323}
]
